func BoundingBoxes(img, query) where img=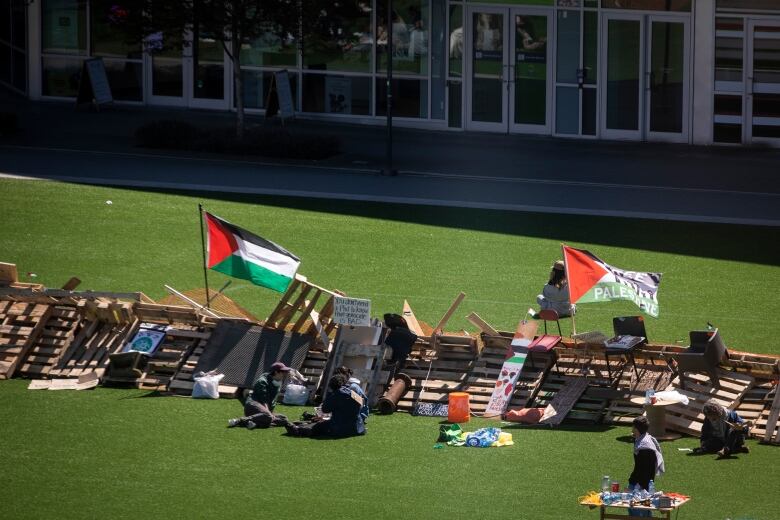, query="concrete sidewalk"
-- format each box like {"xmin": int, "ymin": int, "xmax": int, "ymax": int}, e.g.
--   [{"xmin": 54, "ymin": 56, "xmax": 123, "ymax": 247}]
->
[{"xmin": 2, "ymin": 90, "xmax": 779, "ymax": 225}]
